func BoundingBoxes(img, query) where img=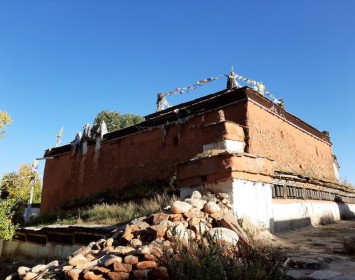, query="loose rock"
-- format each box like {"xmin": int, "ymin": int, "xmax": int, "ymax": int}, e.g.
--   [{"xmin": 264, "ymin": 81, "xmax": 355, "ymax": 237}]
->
[
  {"xmin": 204, "ymin": 201, "xmax": 221, "ymax": 214},
  {"xmin": 136, "ymin": 261, "xmax": 157, "ymax": 270},
  {"xmin": 191, "ymin": 190, "xmax": 202, "ymax": 199},
  {"xmin": 69, "ymin": 254, "xmax": 88, "ymax": 266},
  {"xmin": 209, "ymin": 227, "xmax": 239, "ymax": 245},
  {"xmin": 66, "ymin": 269, "xmax": 82, "ymax": 280},
  {"xmin": 172, "ymin": 201, "xmax": 193, "ymax": 214},
  {"xmin": 6, "ymin": 191, "xmax": 251, "ymax": 280}
]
